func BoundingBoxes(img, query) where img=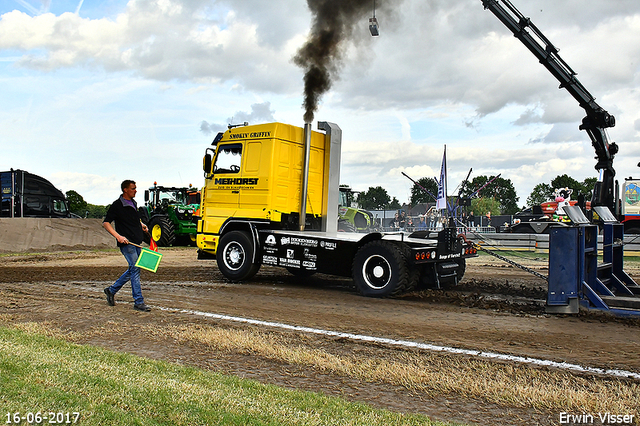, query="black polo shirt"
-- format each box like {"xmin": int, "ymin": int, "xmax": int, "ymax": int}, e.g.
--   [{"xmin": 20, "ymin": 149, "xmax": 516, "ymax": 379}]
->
[{"xmin": 104, "ymin": 196, "xmax": 144, "ymax": 247}]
